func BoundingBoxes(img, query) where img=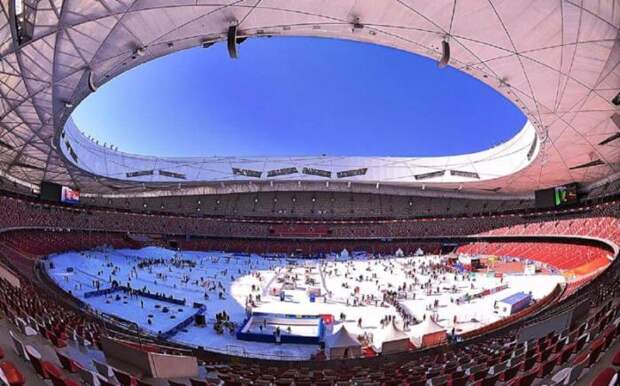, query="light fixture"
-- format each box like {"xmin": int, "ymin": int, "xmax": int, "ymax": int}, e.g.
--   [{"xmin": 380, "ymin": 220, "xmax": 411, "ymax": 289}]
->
[
  {"xmin": 352, "ymin": 17, "xmax": 363, "ymax": 32},
  {"xmin": 438, "ymin": 37, "xmax": 450, "ymax": 68},
  {"xmin": 227, "ymin": 24, "xmax": 239, "ymax": 59},
  {"xmin": 87, "ymin": 69, "xmax": 97, "ymax": 92}
]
